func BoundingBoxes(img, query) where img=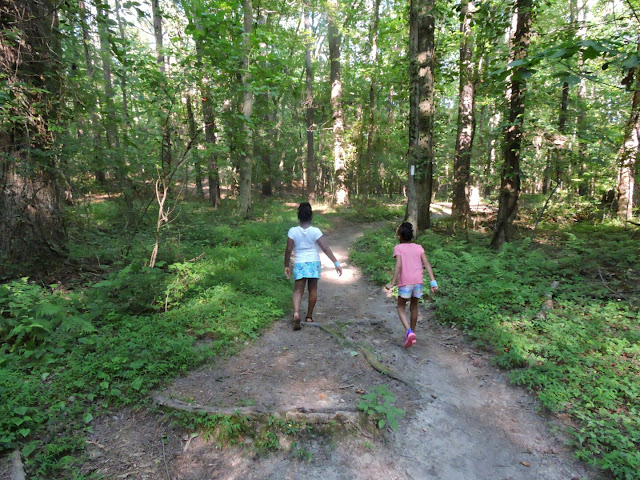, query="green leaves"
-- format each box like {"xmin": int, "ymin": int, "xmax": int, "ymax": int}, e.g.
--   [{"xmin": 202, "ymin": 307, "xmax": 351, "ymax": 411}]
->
[{"xmin": 358, "ymin": 384, "xmax": 405, "ymax": 431}]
